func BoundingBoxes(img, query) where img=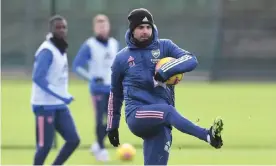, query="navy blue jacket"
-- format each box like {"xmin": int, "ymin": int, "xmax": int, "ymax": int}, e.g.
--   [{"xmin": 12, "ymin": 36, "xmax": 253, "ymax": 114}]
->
[{"xmin": 107, "ymin": 27, "xmax": 198, "ymax": 131}]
